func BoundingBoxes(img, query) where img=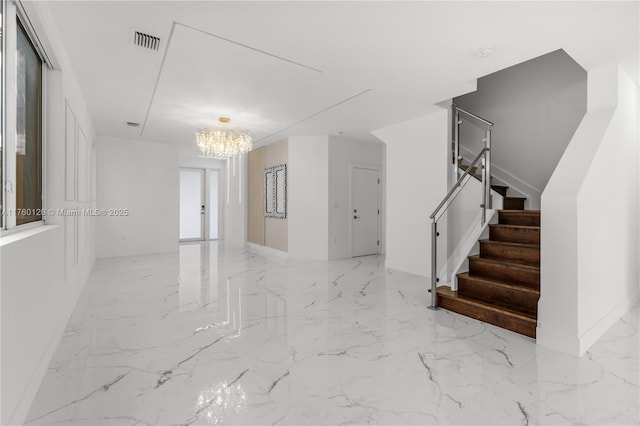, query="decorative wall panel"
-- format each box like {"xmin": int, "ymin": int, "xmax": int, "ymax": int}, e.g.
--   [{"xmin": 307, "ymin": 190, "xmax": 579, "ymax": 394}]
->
[
  {"xmin": 264, "ymin": 164, "xmax": 286, "ymax": 219},
  {"xmin": 64, "ymin": 101, "xmax": 76, "ymax": 201}
]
